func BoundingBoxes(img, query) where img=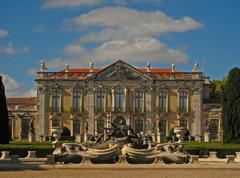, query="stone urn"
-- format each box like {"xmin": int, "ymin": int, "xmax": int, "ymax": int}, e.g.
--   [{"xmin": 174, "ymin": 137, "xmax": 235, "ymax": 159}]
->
[
  {"xmin": 51, "ymin": 127, "xmax": 63, "ymax": 147},
  {"xmin": 173, "ymin": 126, "xmax": 186, "ymax": 143}
]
